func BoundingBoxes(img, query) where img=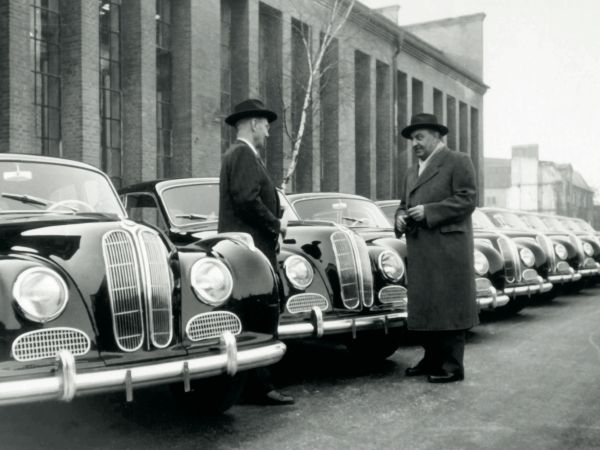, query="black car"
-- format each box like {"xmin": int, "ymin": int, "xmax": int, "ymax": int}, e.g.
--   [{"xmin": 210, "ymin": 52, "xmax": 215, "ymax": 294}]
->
[
  {"xmin": 120, "ymin": 179, "xmax": 408, "ymax": 362},
  {"xmin": 0, "ymin": 155, "xmax": 285, "ymax": 410}
]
